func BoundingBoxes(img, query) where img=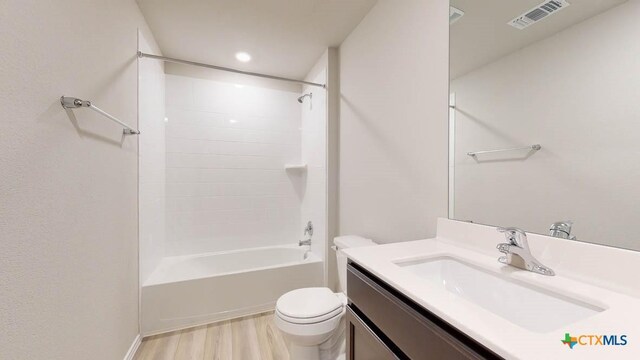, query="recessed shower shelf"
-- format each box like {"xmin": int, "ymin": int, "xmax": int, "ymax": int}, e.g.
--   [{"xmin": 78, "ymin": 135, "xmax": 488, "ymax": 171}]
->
[{"xmin": 284, "ymin": 164, "xmax": 308, "ymax": 171}]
